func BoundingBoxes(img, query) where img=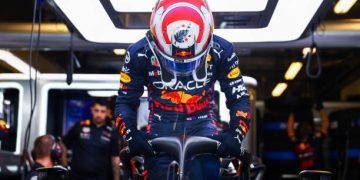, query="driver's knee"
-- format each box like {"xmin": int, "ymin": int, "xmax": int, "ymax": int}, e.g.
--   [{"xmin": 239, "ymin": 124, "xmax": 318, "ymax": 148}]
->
[
  {"xmin": 145, "ymin": 152, "xmax": 176, "ymax": 180},
  {"xmin": 186, "ymin": 154, "xmax": 220, "ymax": 180}
]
